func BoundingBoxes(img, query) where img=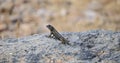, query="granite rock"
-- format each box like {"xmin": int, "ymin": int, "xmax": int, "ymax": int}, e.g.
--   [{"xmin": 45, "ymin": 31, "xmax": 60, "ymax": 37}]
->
[{"xmin": 0, "ymin": 30, "xmax": 120, "ymax": 63}]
